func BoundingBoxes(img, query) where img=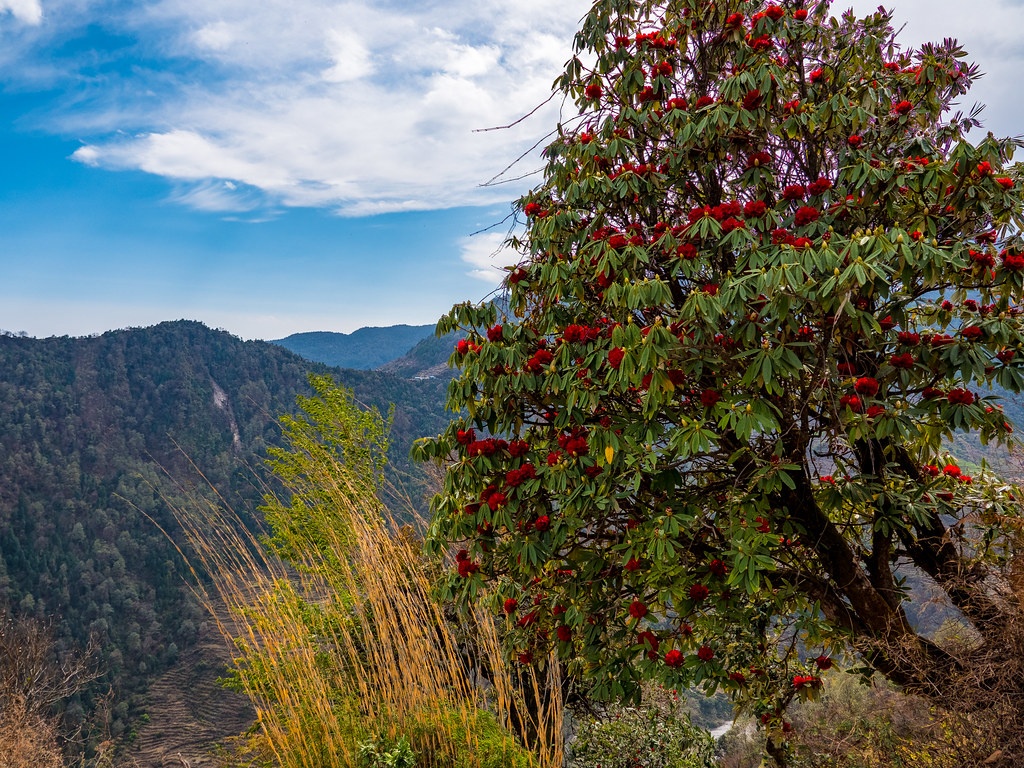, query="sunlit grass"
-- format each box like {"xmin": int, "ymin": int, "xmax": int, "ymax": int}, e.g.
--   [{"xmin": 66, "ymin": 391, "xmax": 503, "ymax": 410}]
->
[{"xmin": 170, "ymin": 376, "xmax": 562, "ymax": 768}]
